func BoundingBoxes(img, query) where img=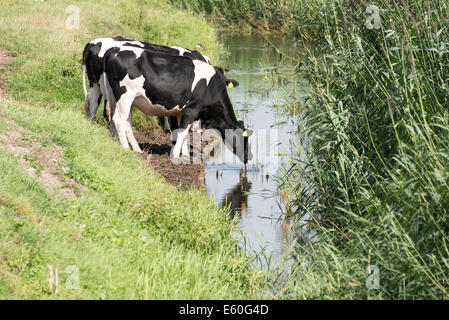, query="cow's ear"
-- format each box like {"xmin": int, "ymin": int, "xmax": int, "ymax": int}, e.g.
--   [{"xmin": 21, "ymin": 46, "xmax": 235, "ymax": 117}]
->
[
  {"xmin": 242, "ymin": 129, "xmax": 253, "ymax": 137},
  {"xmin": 227, "ymin": 79, "xmax": 239, "ymax": 88}
]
